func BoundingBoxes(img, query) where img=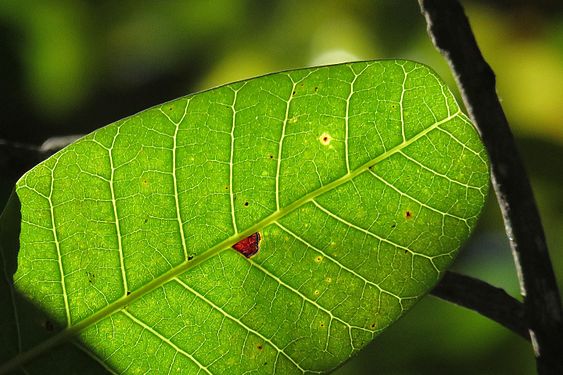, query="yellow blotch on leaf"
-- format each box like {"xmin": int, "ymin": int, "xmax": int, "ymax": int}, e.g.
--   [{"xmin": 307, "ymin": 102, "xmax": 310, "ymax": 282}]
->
[{"xmin": 319, "ymin": 132, "xmax": 332, "ymax": 145}]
